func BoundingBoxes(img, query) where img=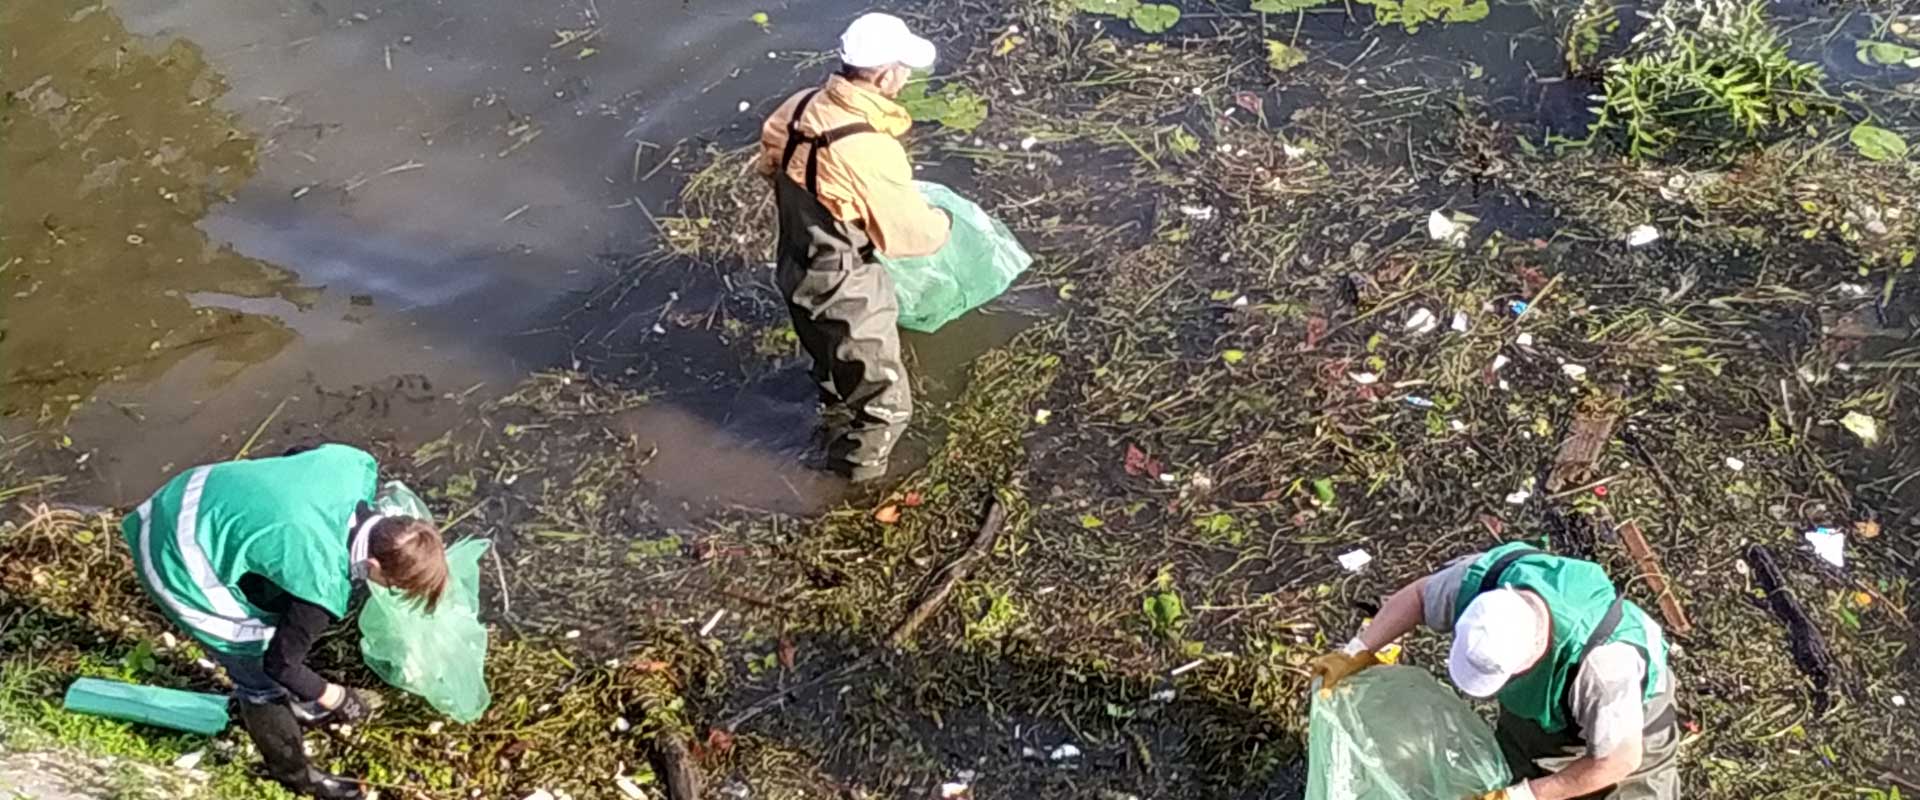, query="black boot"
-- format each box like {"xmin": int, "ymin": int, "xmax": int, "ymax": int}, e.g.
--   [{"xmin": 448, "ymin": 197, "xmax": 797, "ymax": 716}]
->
[{"xmin": 235, "ymin": 700, "xmax": 365, "ymax": 800}]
